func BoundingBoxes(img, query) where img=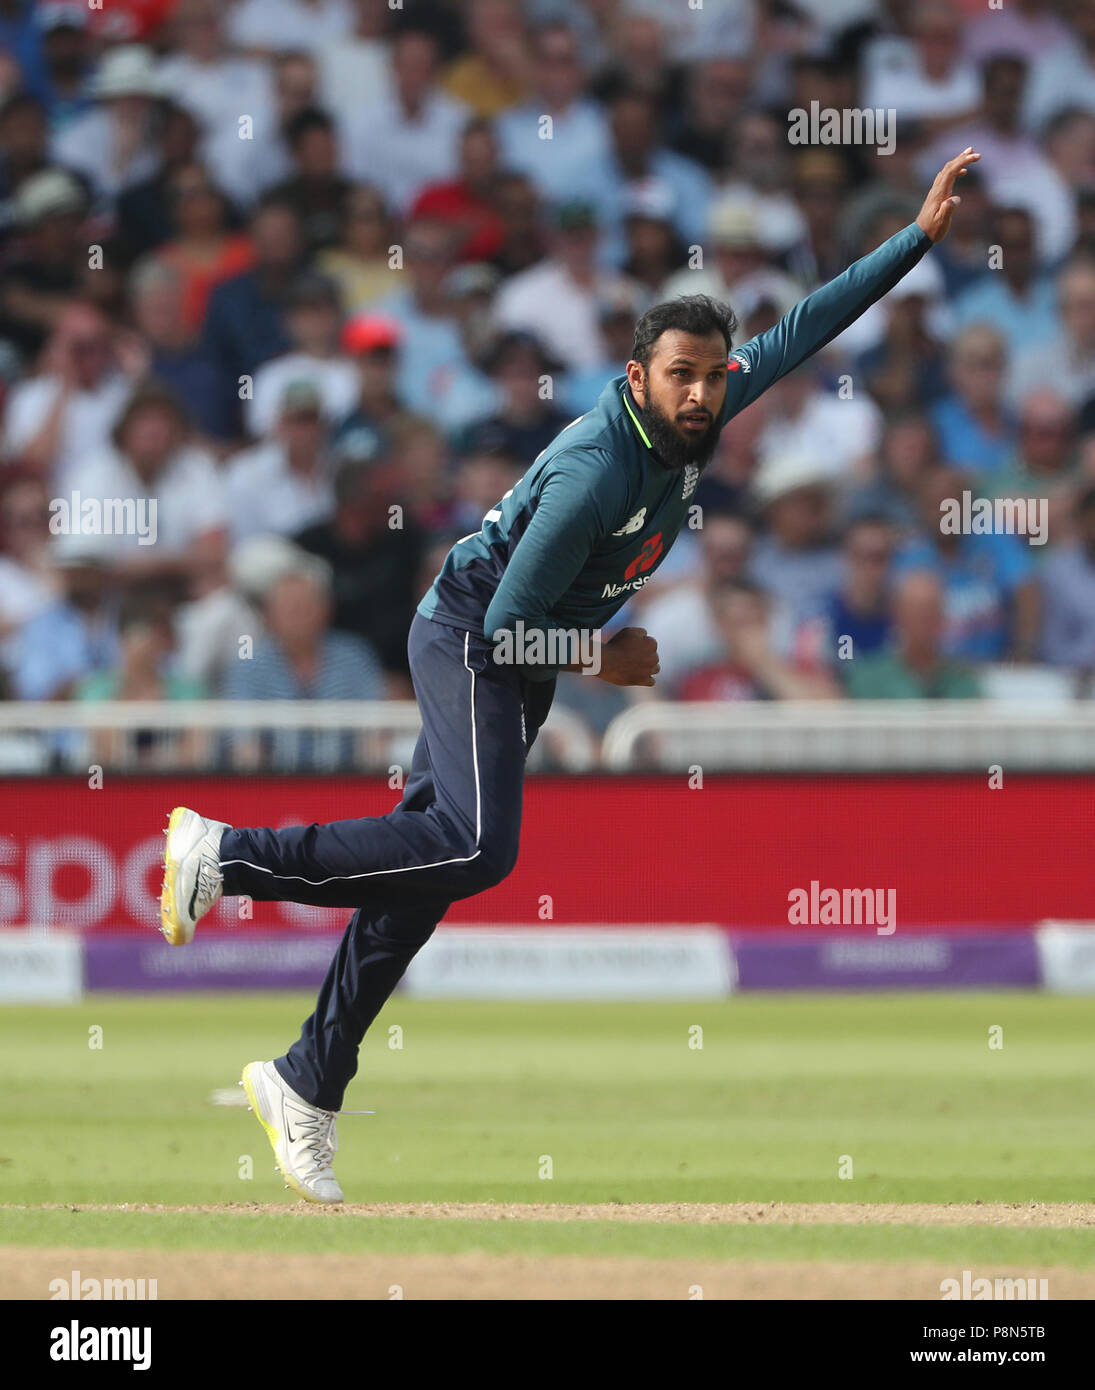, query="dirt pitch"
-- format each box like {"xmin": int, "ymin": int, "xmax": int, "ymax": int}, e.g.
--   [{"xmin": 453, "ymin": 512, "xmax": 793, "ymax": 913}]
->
[
  {"xmin": 6, "ymin": 1202, "xmax": 1095, "ymax": 1299},
  {"xmin": 12, "ymin": 1199, "xmax": 1095, "ymax": 1226},
  {"xmin": 7, "ymin": 1245, "xmax": 1095, "ymax": 1300}
]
